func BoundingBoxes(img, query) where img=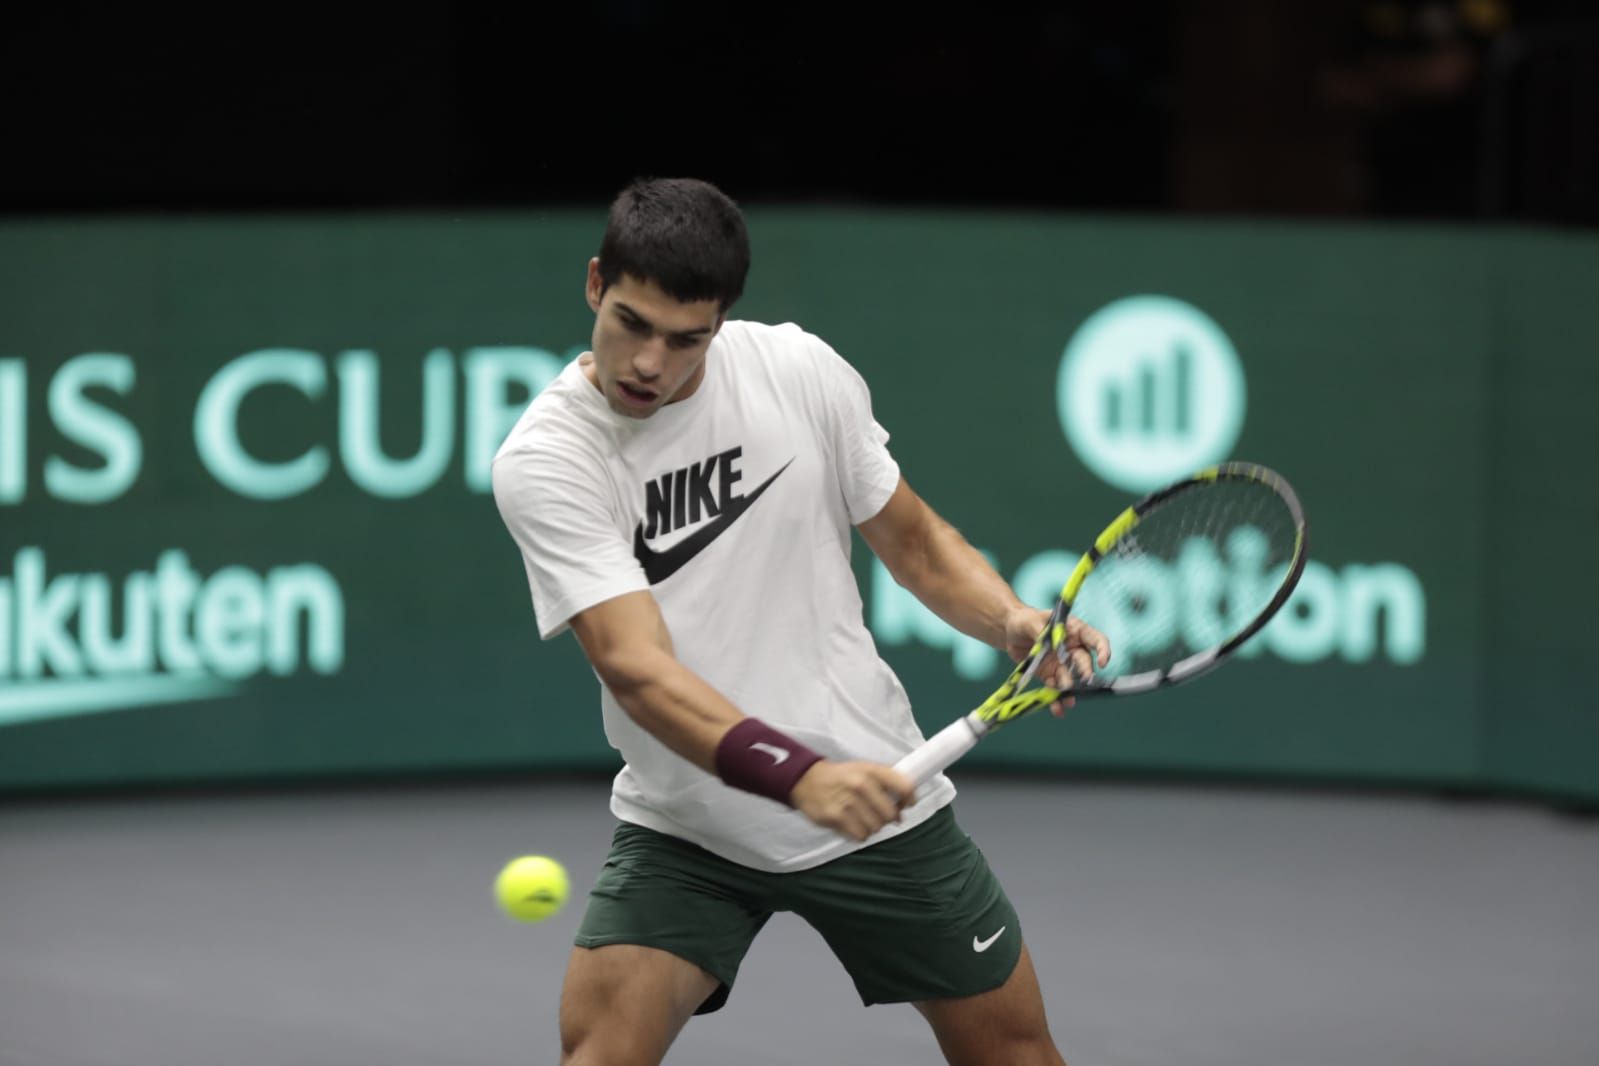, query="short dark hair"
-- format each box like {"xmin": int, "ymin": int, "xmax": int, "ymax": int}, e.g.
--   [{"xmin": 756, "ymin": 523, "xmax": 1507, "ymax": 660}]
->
[{"xmin": 597, "ymin": 178, "xmax": 750, "ymax": 311}]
